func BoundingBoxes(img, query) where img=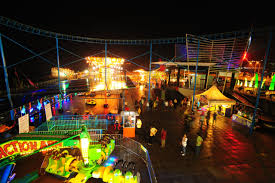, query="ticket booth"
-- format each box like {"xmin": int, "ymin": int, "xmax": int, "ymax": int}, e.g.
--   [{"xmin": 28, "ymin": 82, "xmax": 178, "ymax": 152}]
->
[{"xmin": 121, "ymin": 111, "xmax": 139, "ymax": 138}]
